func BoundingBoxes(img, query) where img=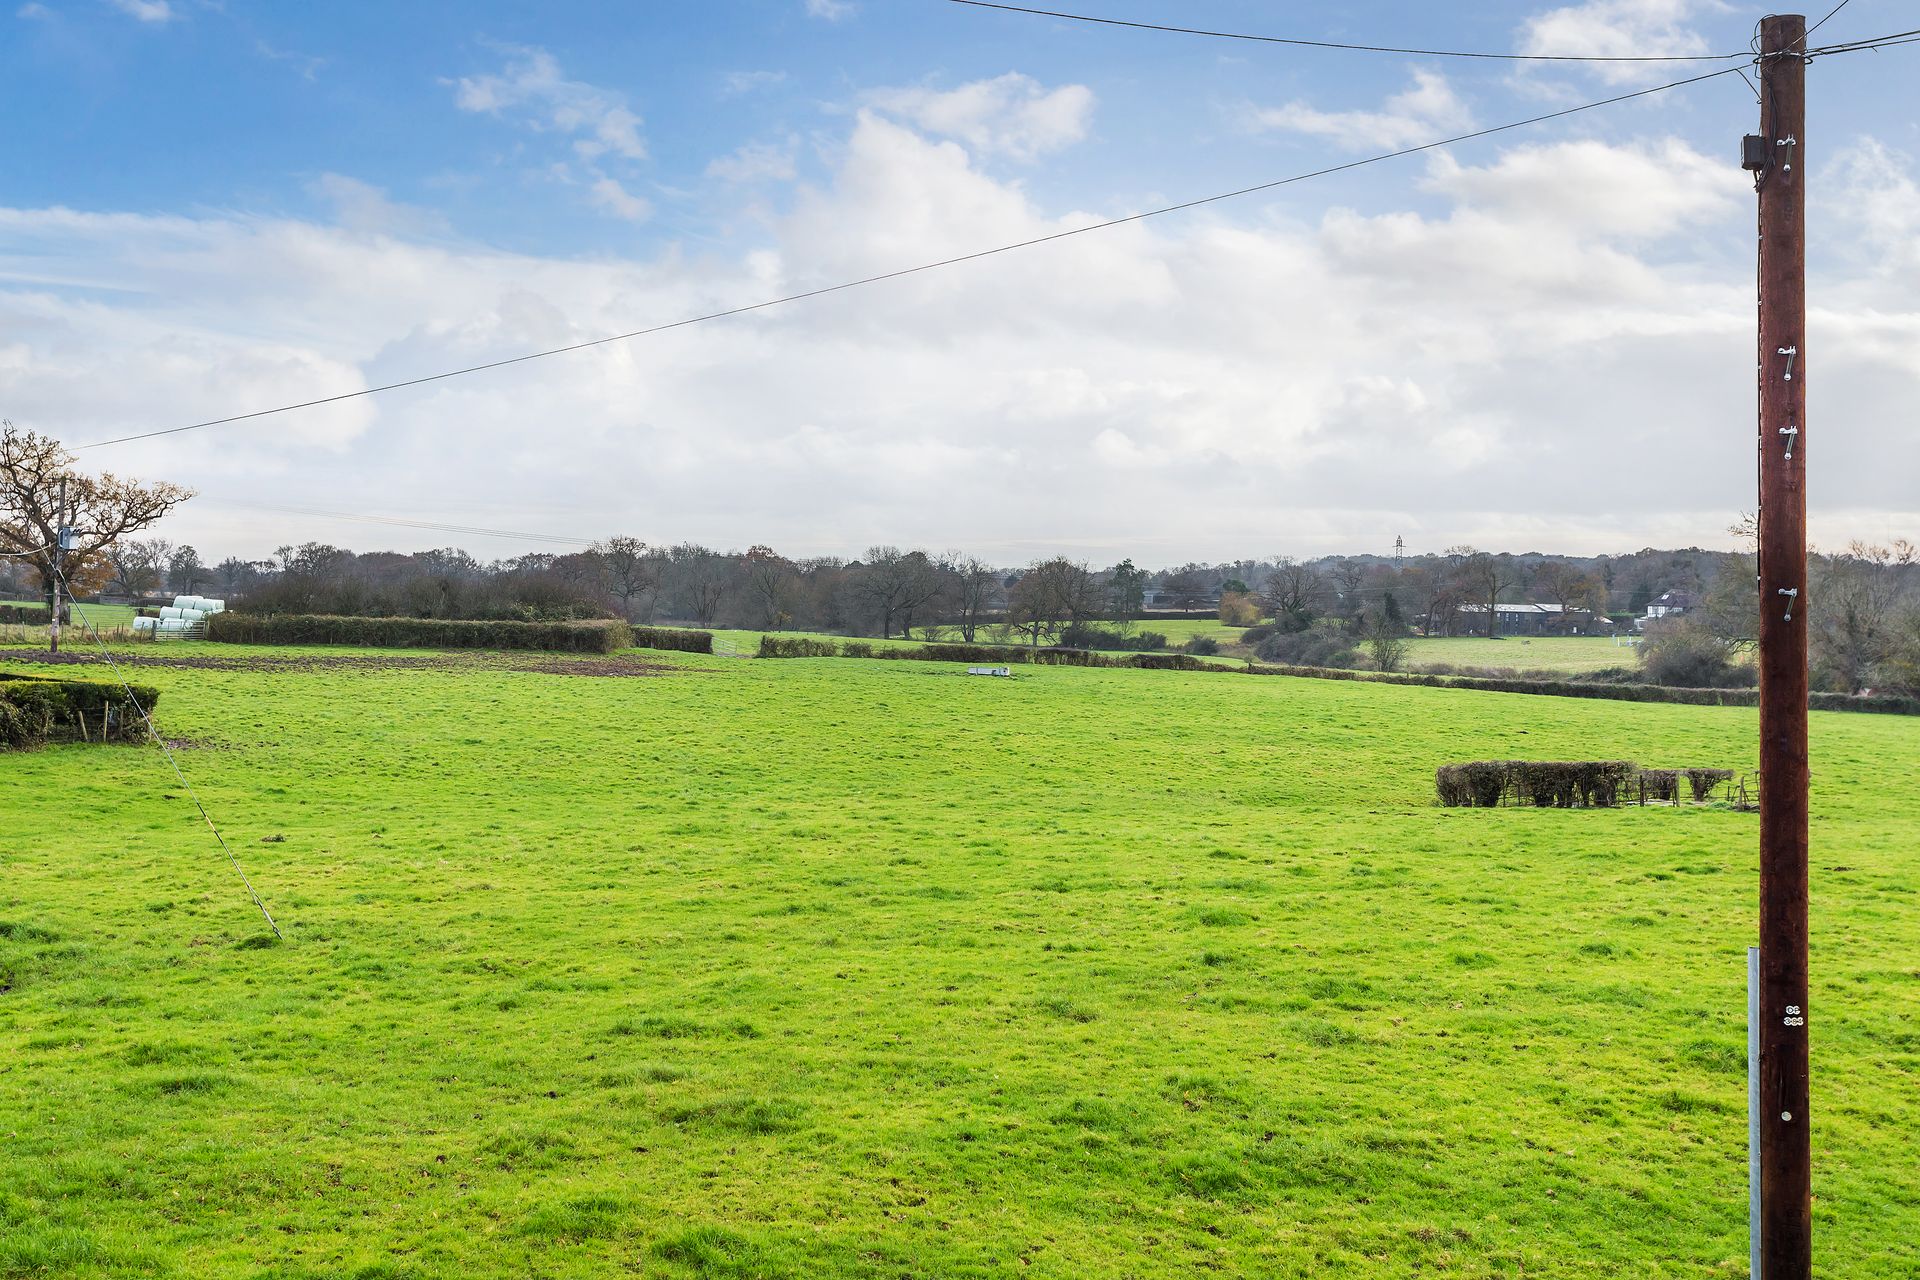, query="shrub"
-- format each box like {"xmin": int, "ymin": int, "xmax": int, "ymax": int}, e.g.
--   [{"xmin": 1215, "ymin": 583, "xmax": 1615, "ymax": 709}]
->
[
  {"xmin": 841, "ymin": 641, "xmax": 873, "ymax": 659},
  {"xmin": 1059, "ymin": 624, "xmax": 1167, "ymax": 651},
  {"xmin": 1686, "ymin": 768, "xmax": 1735, "ymax": 801},
  {"xmin": 1637, "ymin": 769, "xmax": 1680, "ymax": 803},
  {"xmin": 1436, "ymin": 760, "xmax": 1635, "ymax": 808},
  {"xmin": 757, "ymin": 635, "xmax": 838, "ymax": 658},
  {"xmin": 0, "ymin": 603, "xmax": 51, "ymax": 625},
  {"xmin": 629, "ymin": 627, "xmax": 713, "ymax": 654},
  {"xmin": 1184, "ymin": 635, "xmax": 1221, "ymax": 656},
  {"xmin": 207, "ymin": 614, "xmax": 633, "ymax": 653},
  {"xmin": 1218, "ymin": 591, "xmax": 1261, "ymax": 627},
  {"xmin": 1254, "ymin": 621, "xmax": 1361, "ymax": 669},
  {"xmin": 1640, "ymin": 619, "xmax": 1746, "ymax": 688},
  {"xmin": 0, "ymin": 673, "xmax": 158, "ymax": 748}
]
